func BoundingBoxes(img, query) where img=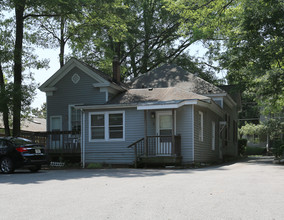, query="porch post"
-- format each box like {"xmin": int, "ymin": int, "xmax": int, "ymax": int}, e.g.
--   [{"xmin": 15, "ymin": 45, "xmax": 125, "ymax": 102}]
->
[
  {"xmin": 172, "ymin": 109, "xmax": 175, "ymax": 155},
  {"xmin": 144, "ymin": 110, "xmax": 148, "ymax": 156}
]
